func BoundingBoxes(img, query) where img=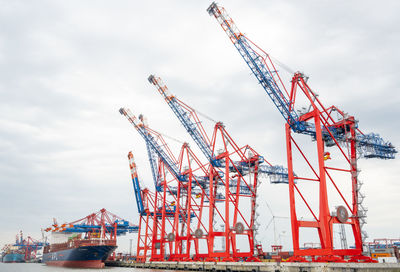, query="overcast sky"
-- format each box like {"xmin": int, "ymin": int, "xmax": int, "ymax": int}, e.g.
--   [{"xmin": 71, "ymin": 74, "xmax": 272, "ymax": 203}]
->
[{"xmin": 1, "ymin": 0, "xmax": 399, "ymax": 253}]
